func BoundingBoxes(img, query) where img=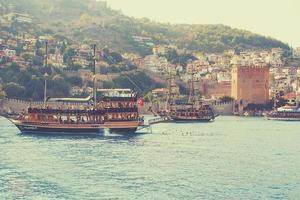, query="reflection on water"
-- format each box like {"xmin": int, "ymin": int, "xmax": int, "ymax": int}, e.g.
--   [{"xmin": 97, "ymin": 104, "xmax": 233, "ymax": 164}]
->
[
  {"xmin": 1, "ymin": 116, "xmax": 300, "ymax": 199},
  {"xmin": 18, "ymin": 132, "xmax": 147, "ymax": 141}
]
